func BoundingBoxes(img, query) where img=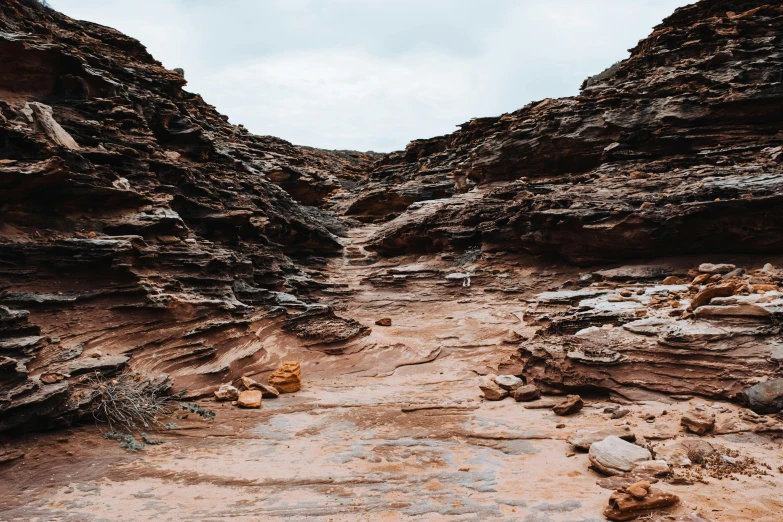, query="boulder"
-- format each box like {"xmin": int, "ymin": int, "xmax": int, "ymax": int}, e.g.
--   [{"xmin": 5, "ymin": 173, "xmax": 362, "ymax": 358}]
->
[
  {"xmin": 494, "ymin": 374, "xmax": 523, "ymax": 391},
  {"xmin": 698, "ymin": 263, "xmax": 736, "ymax": 274},
  {"xmin": 742, "ymin": 379, "xmax": 783, "ymax": 414},
  {"xmin": 680, "ymin": 409, "xmax": 715, "ymax": 435},
  {"xmin": 375, "ymin": 318, "xmax": 392, "ymax": 326},
  {"xmin": 479, "ymin": 375, "xmax": 508, "ymax": 400},
  {"xmin": 268, "ymin": 361, "xmax": 302, "ymax": 393},
  {"xmin": 236, "ymin": 390, "xmax": 262, "ymax": 408},
  {"xmin": 611, "ymin": 408, "xmax": 630, "ymax": 419},
  {"xmin": 552, "ymin": 394, "xmax": 583, "ymax": 416},
  {"xmin": 513, "ymin": 384, "xmax": 540, "ymax": 402},
  {"xmin": 567, "ymin": 427, "xmax": 636, "ymax": 450},
  {"xmin": 589, "ymin": 436, "xmax": 652, "ymax": 476},
  {"xmin": 214, "ymin": 384, "xmax": 239, "ymax": 401}
]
